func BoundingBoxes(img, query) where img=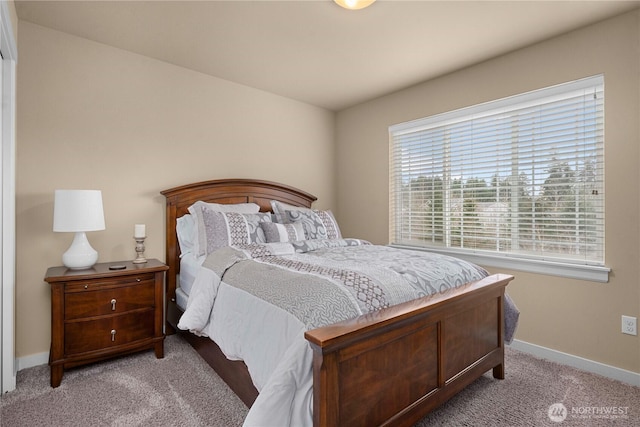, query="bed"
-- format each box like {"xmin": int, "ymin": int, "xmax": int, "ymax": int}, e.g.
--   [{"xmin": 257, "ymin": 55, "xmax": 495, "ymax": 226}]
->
[{"xmin": 162, "ymin": 178, "xmax": 516, "ymax": 427}]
